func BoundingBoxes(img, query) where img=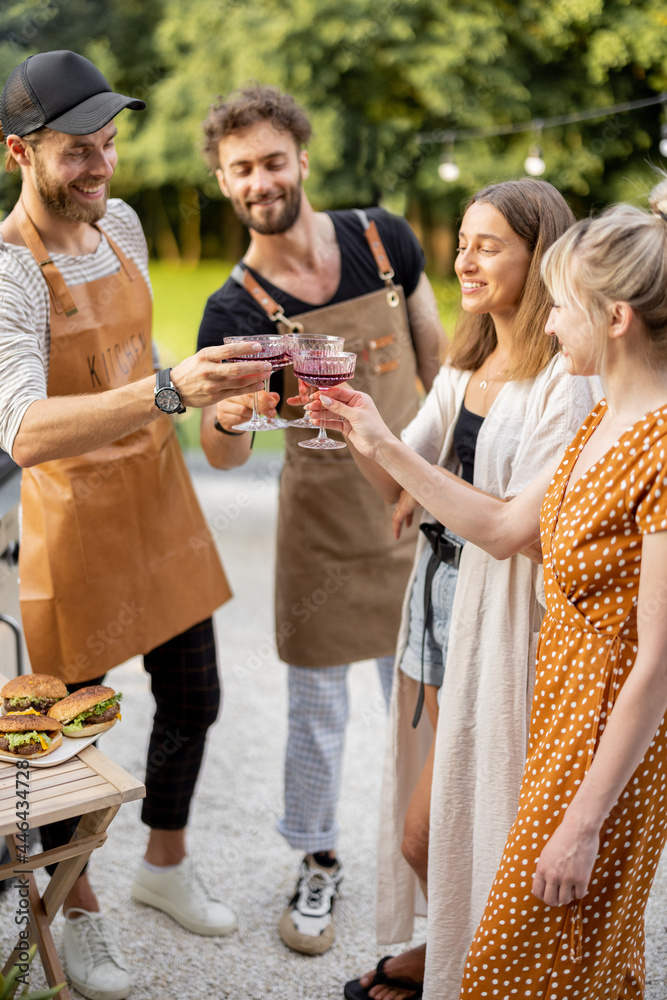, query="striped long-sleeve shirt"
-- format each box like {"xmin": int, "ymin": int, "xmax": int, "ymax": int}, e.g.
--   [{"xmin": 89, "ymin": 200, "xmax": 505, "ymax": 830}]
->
[{"xmin": 0, "ymin": 198, "xmax": 158, "ymax": 458}]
